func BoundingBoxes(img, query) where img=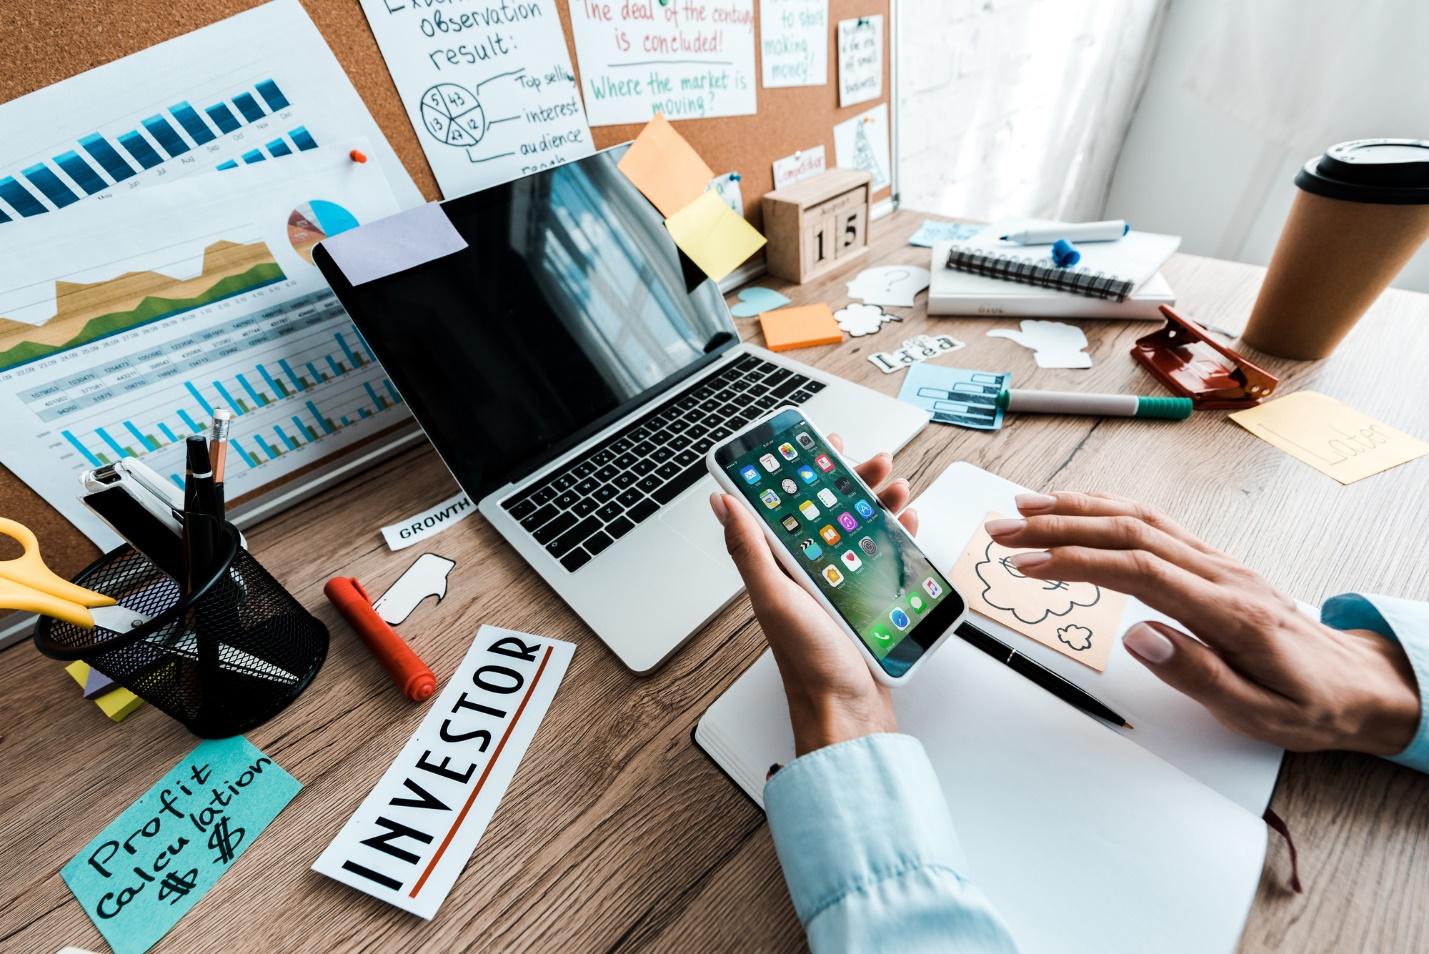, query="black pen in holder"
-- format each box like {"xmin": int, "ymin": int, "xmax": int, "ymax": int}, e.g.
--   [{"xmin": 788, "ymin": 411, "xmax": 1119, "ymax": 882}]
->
[{"xmin": 33, "ymin": 520, "xmax": 327, "ymax": 738}]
